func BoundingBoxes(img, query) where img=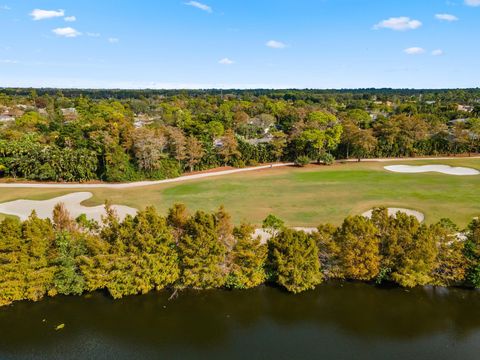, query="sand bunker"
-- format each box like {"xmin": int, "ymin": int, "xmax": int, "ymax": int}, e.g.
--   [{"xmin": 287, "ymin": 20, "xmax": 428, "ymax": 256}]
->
[
  {"xmin": 0, "ymin": 192, "xmax": 137, "ymax": 222},
  {"xmin": 254, "ymin": 227, "xmax": 317, "ymax": 244},
  {"xmin": 362, "ymin": 208, "xmax": 425, "ymax": 222},
  {"xmin": 384, "ymin": 164, "xmax": 479, "ymax": 176}
]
